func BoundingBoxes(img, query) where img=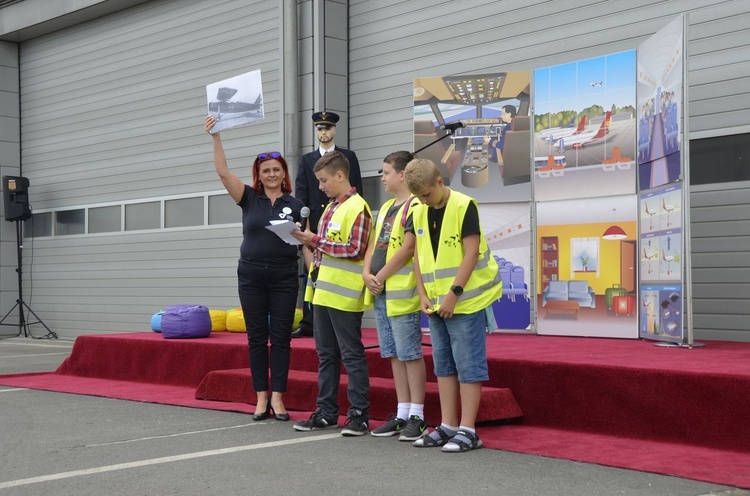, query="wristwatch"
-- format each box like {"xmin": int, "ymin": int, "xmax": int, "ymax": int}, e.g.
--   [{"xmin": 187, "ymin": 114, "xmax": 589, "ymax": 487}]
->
[{"xmin": 450, "ymin": 285, "xmax": 464, "ymax": 296}]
